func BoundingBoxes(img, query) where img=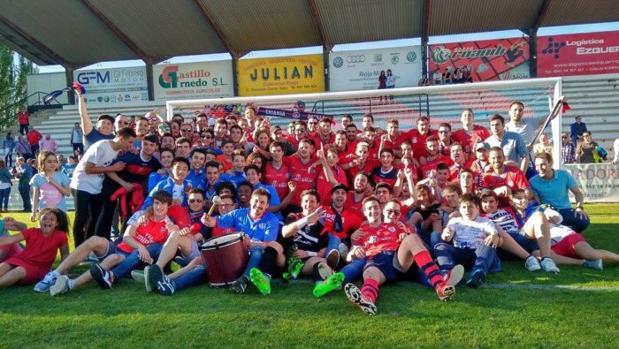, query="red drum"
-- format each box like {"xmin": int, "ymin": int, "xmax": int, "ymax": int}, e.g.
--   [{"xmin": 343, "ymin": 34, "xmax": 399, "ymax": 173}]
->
[{"xmin": 200, "ymin": 233, "xmax": 249, "ymax": 287}]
